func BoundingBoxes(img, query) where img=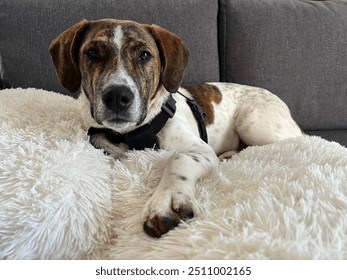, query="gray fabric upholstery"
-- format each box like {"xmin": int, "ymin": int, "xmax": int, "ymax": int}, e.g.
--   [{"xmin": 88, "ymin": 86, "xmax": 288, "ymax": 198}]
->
[
  {"xmin": 1, "ymin": 0, "xmax": 346, "ymax": 146},
  {"xmin": 0, "ymin": 0, "xmax": 219, "ymax": 95},
  {"xmin": 306, "ymin": 130, "xmax": 347, "ymax": 146},
  {"xmin": 218, "ymin": 0, "xmax": 347, "ymax": 132}
]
